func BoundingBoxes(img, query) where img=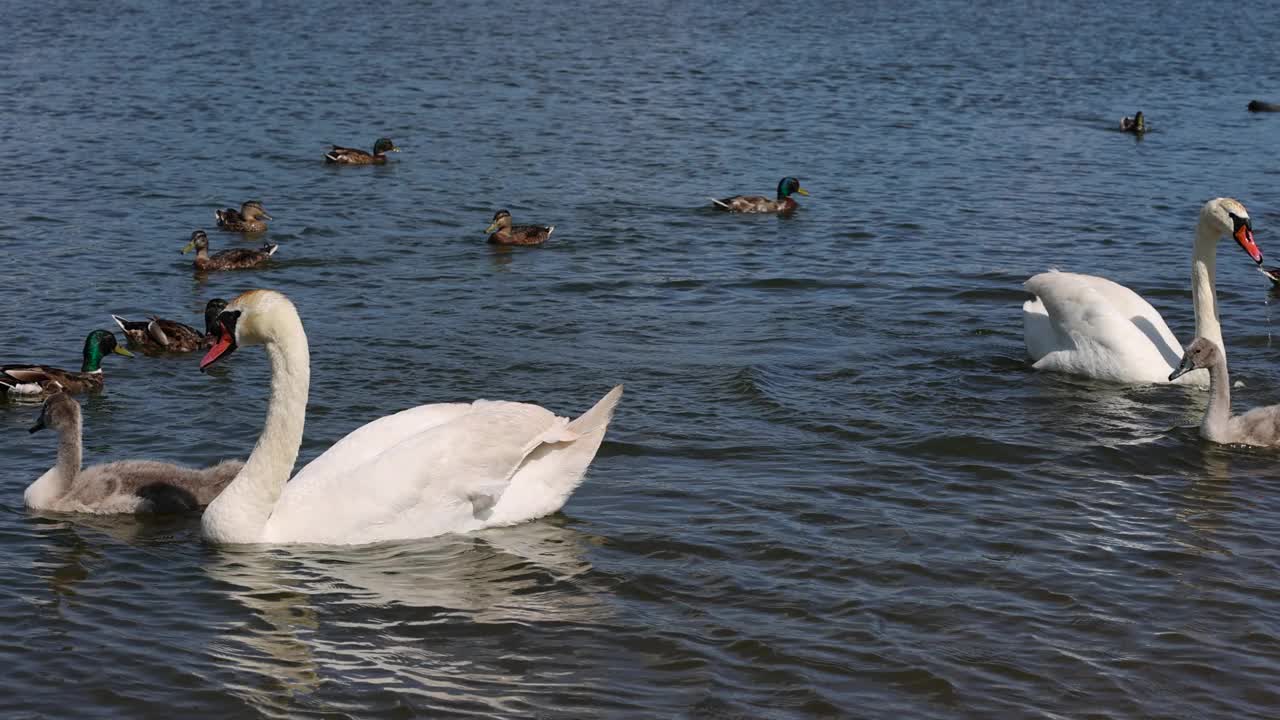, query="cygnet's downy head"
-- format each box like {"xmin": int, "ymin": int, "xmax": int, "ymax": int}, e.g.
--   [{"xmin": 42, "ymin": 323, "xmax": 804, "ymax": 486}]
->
[
  {"xmin": 1203, "ymin": 197, "xmax": 1262, "ymax": 265},
  {"xmin": 29, "ymin": 393, "xmax": 80, "ymax": 434},
  {"xmin": 1169, "ymin": 337, "xmax": 1225, "ymax": 381},
  {"xmin": 199, "ymin": 290, "xmax": 297, "ymax": 371}
]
